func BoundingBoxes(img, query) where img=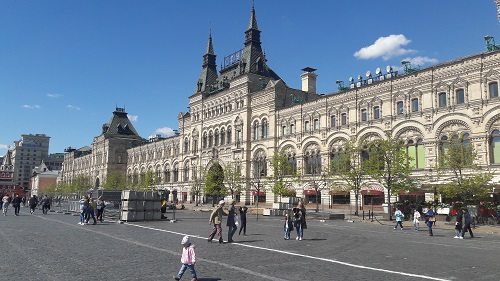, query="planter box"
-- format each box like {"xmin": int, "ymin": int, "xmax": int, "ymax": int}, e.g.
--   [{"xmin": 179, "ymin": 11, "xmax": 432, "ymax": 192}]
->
[
  {"xmin": 145, "ymin": 201, "xmax": 155, "ymax": 211},
  {"xmin": 122, "ymin": 200, "xmax": 137, "ymax": 210},
  {"xmin": 154, "ymin": 211, "xmax": 162, "ymax": 220},
  {"xmin": 122, "ymin": 190, "xmax": 136, "ymax": 200},
  {"xmin": 135, "ymin": 211, "xmax": 145, "ymax": 221},
  {"xmin": 121, "ymin": 210, "xmax": 136, "ymax": 221},
  {"xmin": 263, "ymin": 209, "xmax": 271, "ymax": 216},
  {"xmin": 145, "ymin": 211, "xmax": 154, "ymax": 220}
]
